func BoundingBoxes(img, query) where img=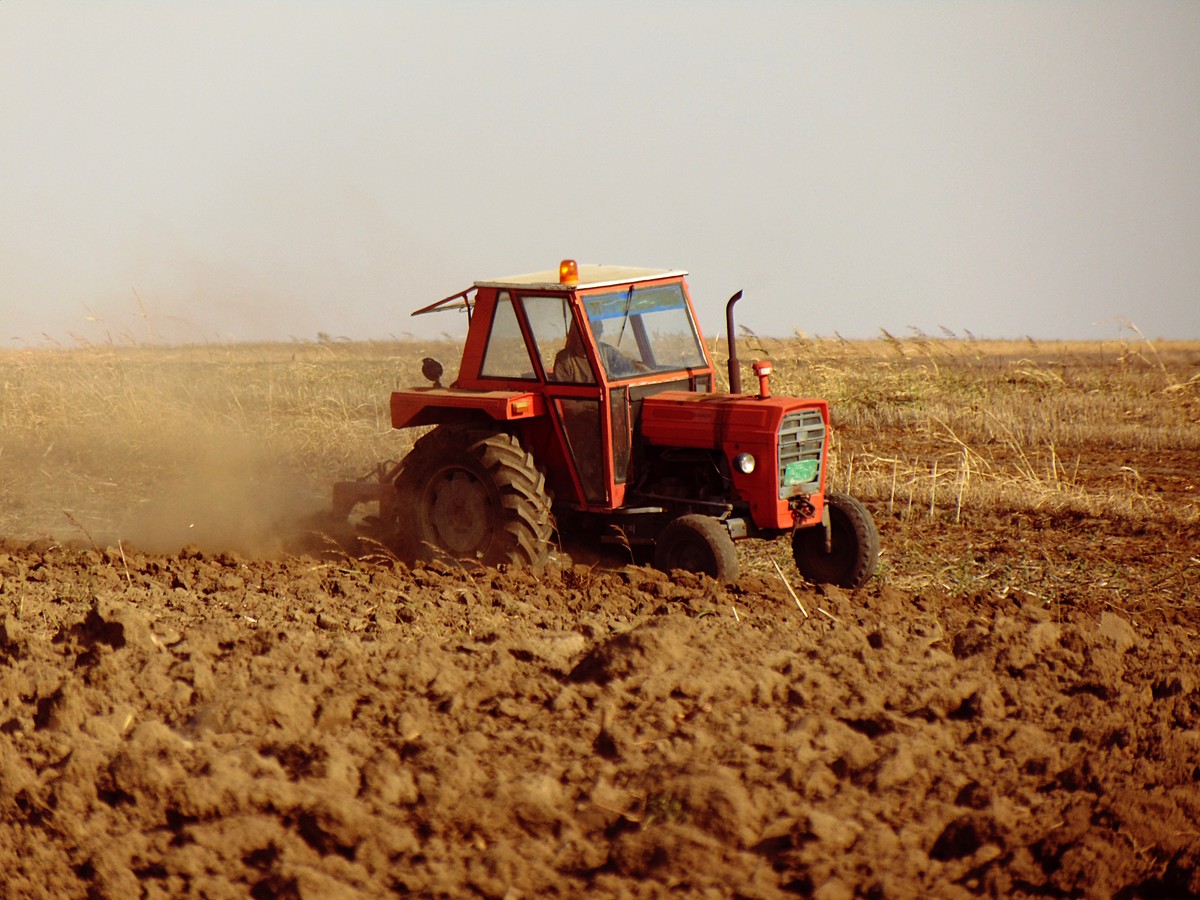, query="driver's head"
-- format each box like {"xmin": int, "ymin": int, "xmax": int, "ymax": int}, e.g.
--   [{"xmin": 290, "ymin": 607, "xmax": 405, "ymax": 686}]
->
[{"xmin": 565, "ymin": 318, "xmax": 587, "ymax": 351}]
